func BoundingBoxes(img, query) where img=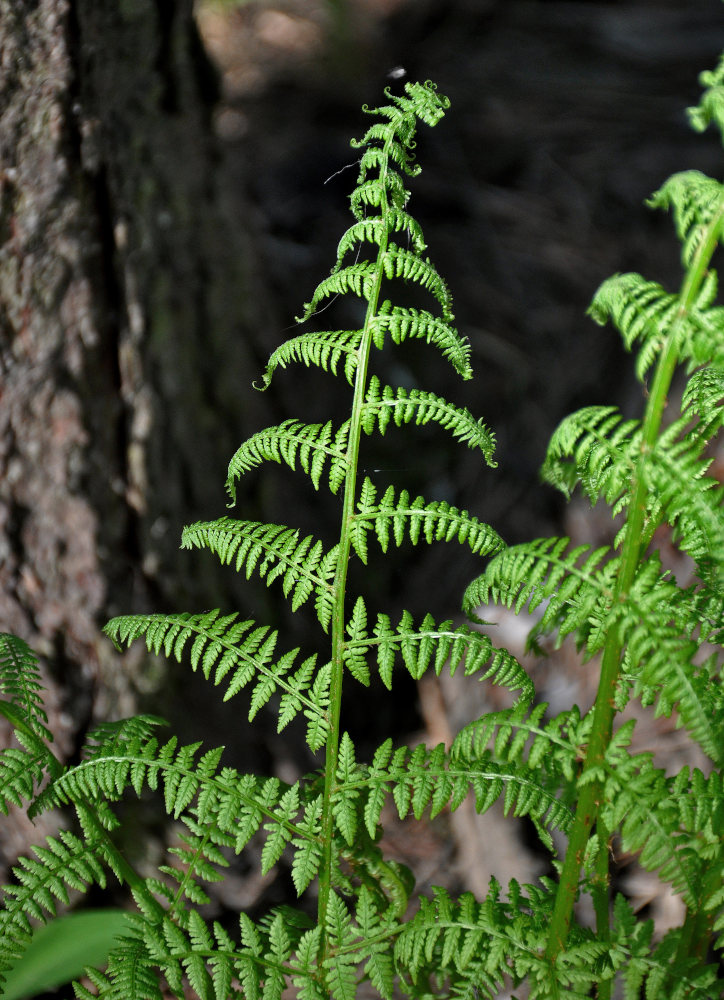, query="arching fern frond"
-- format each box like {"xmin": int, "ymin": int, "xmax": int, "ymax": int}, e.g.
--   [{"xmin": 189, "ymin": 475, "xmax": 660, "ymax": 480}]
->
[
  {"xmin": 371, "ymin": 300, "xmax": 472, "ymax": 378},
  {"xmin": 361, "ymin": 376, "xmax": 497, "ymax": 464},
  {"xmin": 104, "ymin": 612, "xmax": 330, "ymax": 750},
  {"xmin": 256, "ymin": 329, "xmax": 362, "ymax": 390},
  {"xmin": 334, "ymin": 211, "xmax": 426, "ymax": 265},
  {"xmin": 343, "ymin": 601, "xmax": 533, "ymax": 703},
  {"xmin": 647, "ymin": 170, "xmax": 724, "ymax": 267},
  {"xmin": 0, "ymin": 830, "xmax": 110, "ymax": 991},
  {"xmin": 346, "ymin": 736, "xmax": 573, "ymax": 842},
  {"xmin": 225, "ymin": 418, "xmax": 349, "ymax": 501},
  {"xmin": 380, "ymin": 244, "xmax": 454, "ymax": 321},
  {"xmin": 587, "ymin": 272, "xmax": 683, "ymax": 381},
  {"xmin": 181, "ymin": 518, "xmax": 337, "ymax": 620},
  {"xmin": 0, "ymin": 632, "xmax": 51, "ymax": 741},
  {"xmin": 351, "ymin": 477, "xmax": 503, "ymax": 564}
]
